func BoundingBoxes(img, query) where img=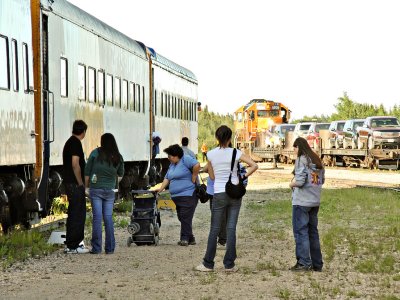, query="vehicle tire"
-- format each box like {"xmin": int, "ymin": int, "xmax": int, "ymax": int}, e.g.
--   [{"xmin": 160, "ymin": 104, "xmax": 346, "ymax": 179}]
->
[
  {"xmin": 357, "ymin": 137, "xmax": 364, "ymax": 149},
  {"xmin": 343, "ymin": 139, "xmax": 348, "ymax": 149},
  {"xmin": 367, "ymin": 136, "xmax": 374, "ymax": 150},
  {"xmin": 351, "ymin": 139, "xmax": 357, "ymax": 149},
  {"xmin": 334, "ymin": 139, "xmax": 340, "ymax": 149}
]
